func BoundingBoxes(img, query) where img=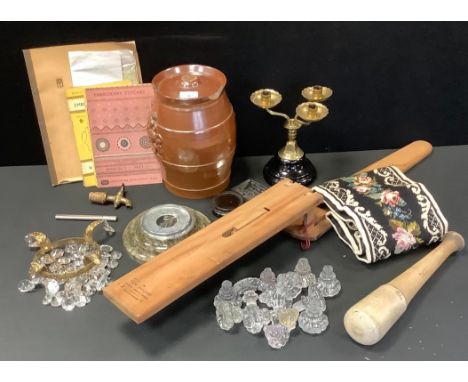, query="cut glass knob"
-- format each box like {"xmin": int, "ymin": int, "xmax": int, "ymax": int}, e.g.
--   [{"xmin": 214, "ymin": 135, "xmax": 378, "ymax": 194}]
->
[
  {"xmin": 298, "ymin": 296, "xmax": 329, "ymax": 334},
  {"xmin": 277, "ymin": 307, "xmax": 299, "ymax": 331},
  {"xmin": 242, "ymin": 290, "xmax": 259, "ymax": 305},
  {"xmin": 264, "ymin": 323, "xmax": 290, "ymax": 349},
  {"xmin": 214, "ymin": 280, "xmax": 243, "ymax": 331},
  {"xmin": 215, "ymin": 301, "xmax": 243, "ymax": 331},
  {"xmin": 308, "ymin": 285, "xmax": 327, "ymax": 312},
  {"xmin": 242, "ymin": 291, "xmax": 271, "ymax": 334},
  {"xmin": 294, "ymin": 257, "xmax": 313, "ymax": 288},
  {"xmin": 259, "ymin": 288, "xmax": 288, "ymax": 310},
  {"xmin": 305, "ymin": 273, "xmax": 317, "ymax": 287},
  {"xmin": 276, "ymin": 271, "xmax": 303, "ymax": 300},
  {"xmin": 259, "ymin": 267, "xmax": 276, "ymax": 287},
  {"xmin": 317, "ymin": 265, "xmax": 341, "ymax": 298},
  {"xmin": 215, "ymin": 280, "xmax": 240, "ymax": 304}
]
